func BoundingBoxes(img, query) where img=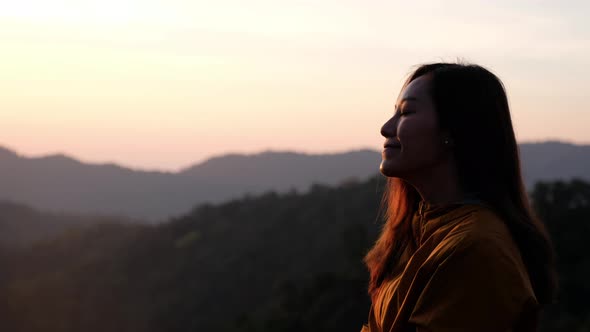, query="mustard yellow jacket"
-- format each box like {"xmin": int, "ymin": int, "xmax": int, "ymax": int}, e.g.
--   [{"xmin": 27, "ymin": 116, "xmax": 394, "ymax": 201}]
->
[{"xmin": 361, "ymin": 201, "xmax": 539, "ymax": 332}]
